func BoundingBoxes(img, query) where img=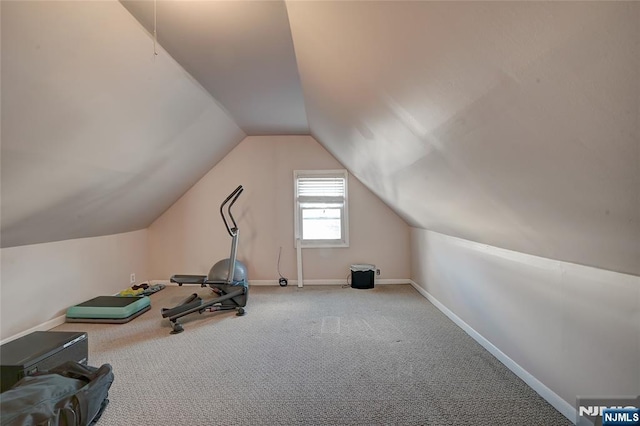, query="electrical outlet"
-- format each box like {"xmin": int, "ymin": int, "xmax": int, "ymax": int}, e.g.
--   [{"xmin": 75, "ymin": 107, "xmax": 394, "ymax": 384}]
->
[
  {"xmin": 279, "ymin": 277, "xmax": 288, "ymax": 287},
  {"xmin": 376, "ymin": 269, "xmax": 381, "ymax": 276},
  {"xmin": 130, "ymin": 273, "xmax": 136, "ymax": 284}
]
